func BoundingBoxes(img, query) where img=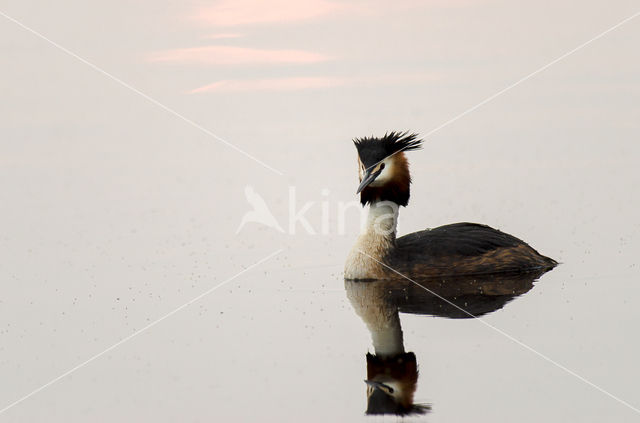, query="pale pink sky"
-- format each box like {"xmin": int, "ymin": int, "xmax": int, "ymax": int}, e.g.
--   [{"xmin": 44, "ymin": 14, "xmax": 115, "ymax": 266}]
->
[
  {"xmin": 149, "ymin": 0, "xmax": 483, "ymax": 93},
  {"xmin": 189, "ymin": 0, "xmax": 475, "ymax": 27},
  {"xmin": 189, "ymin": 77, "xmax": 342, "ymax": 93},
  {"xmin": 189, "ymin": 73, "xmax": 441, "ymax": 93},
  {"xmin": 148, "ymin": 45, "xmax": 331, "ymax": 65},
  {"xmin": 191, "ymin": 0, "xmax": 346, "ymax": 26},
  {"xmin": 203, "ymin": 32, "xmax": 245, "ymax": 40}
]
